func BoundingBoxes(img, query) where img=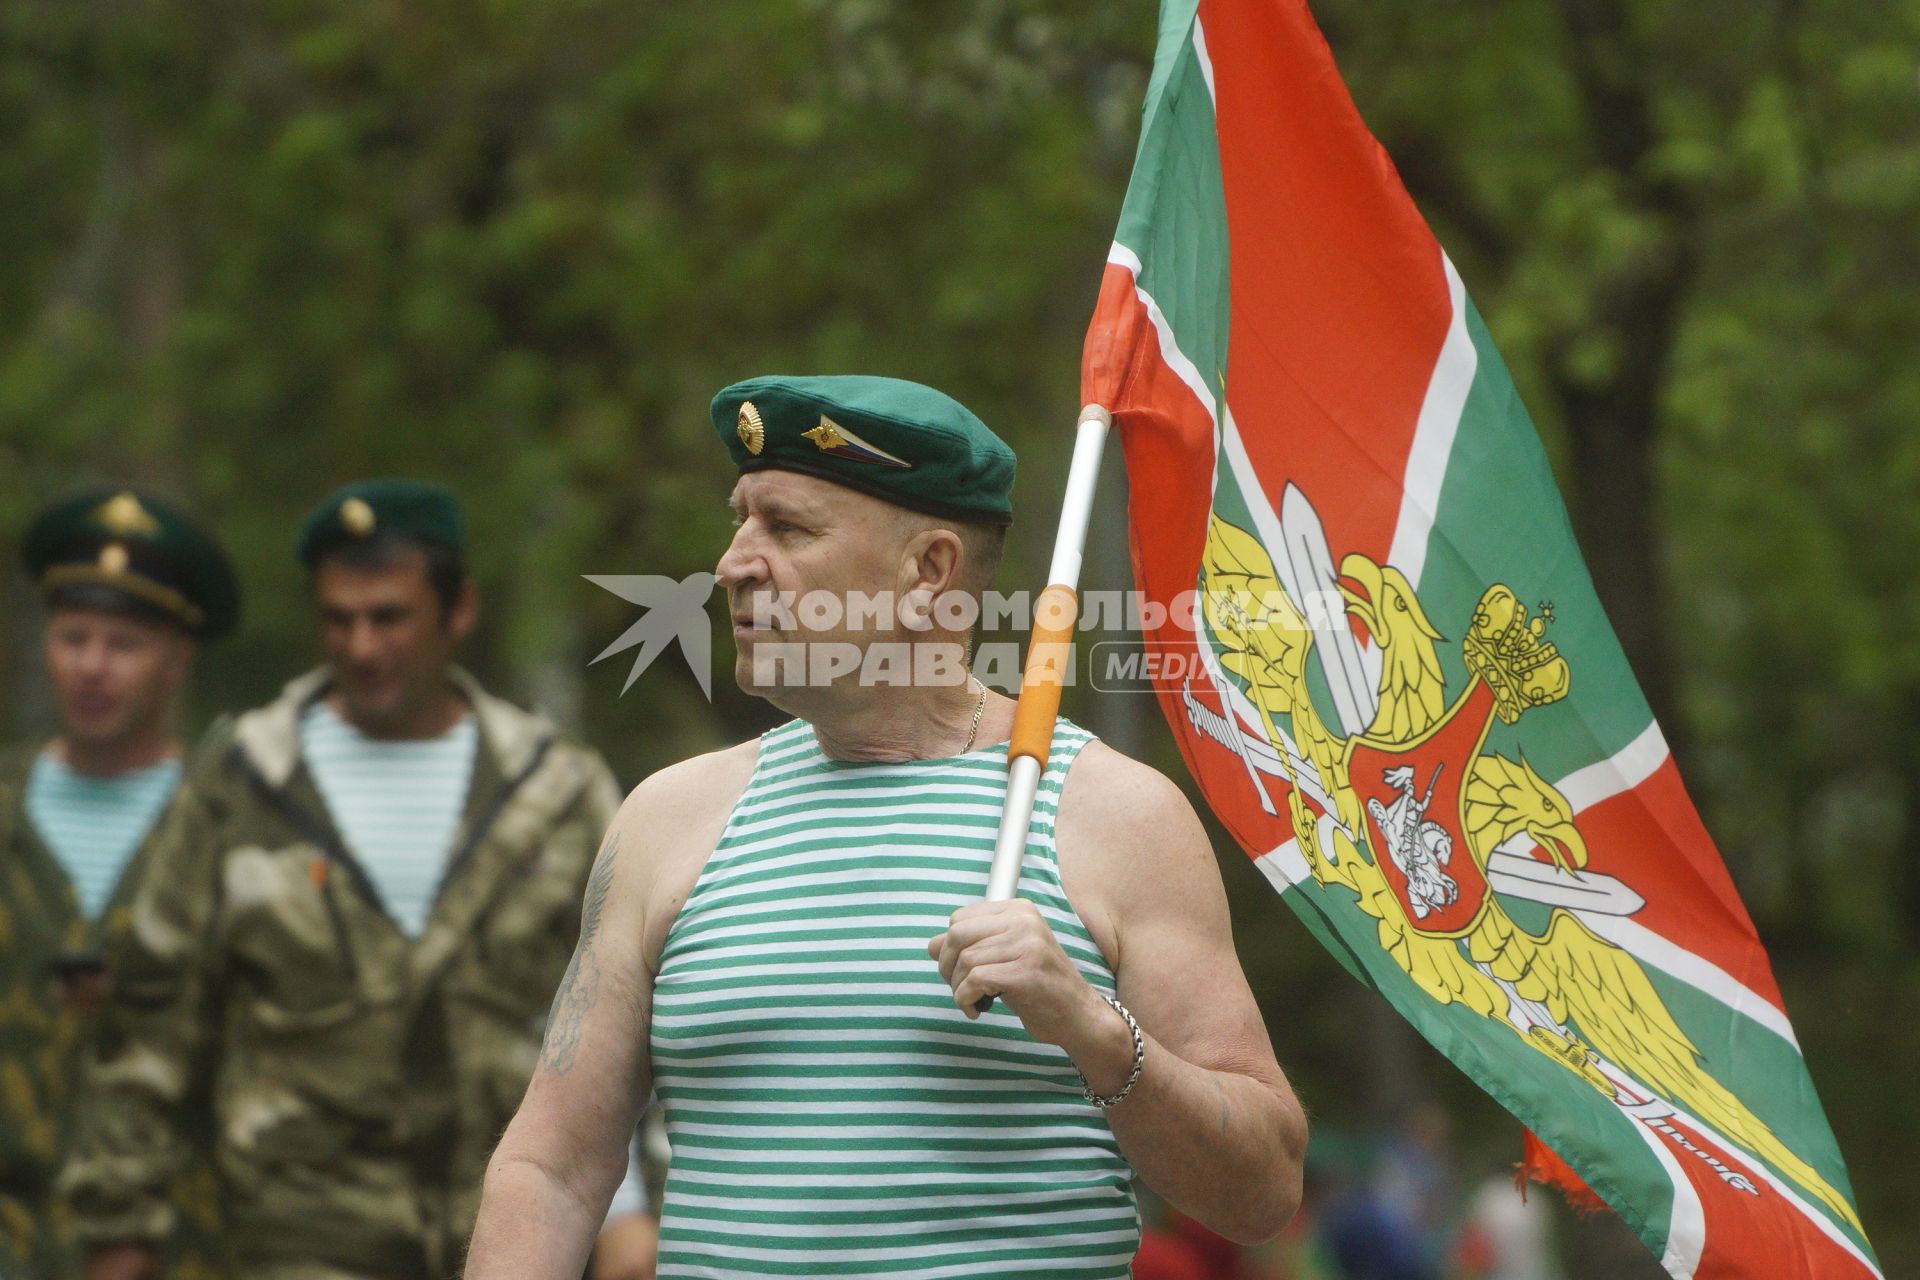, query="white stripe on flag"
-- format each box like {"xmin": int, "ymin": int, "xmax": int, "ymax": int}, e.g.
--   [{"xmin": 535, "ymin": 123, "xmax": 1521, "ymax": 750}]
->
[
  {"xmin": 1626, "ymin": 1114, "xmax": 1707, "ymax": 1279},
  {"xmin": 1649, "ymin": 1100, "xmax": 1883, "ymax": 1279},
  {"xmin": 1220, "ymin": 405, "xmax": 1381, "ymax": 733},
  {"xmin": 1104, "ymin": 245, "xmax": 1218, "ymax": 423},
  {"xmin": 1386, "ymin": 252, "xmax": 1478, "ymax": 591},
  {"xmin": 1505, "ymin": 720, "xmax": 1803, "ymax": 1053},
  {"xmin": 1555, "ymin": 717, "xmax": 1669, "ymax": 809},
  {"xmin": 1192, "ymin": 332, "xmax": 1360, "ymax": 714},
  {"xmin": 1191, "ymin": 16, "xmax": 1216, "ymax": 104},
  {"xmin": 1583, "ymin": 915, "xmax": 1800, "ymax": 1052},
  {"xmin": 1256, "ymin": 843, "xmax": 1311, "ymax": 892}
]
